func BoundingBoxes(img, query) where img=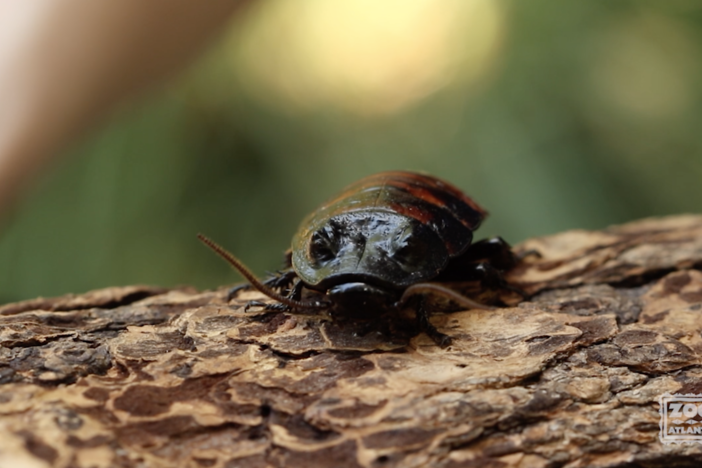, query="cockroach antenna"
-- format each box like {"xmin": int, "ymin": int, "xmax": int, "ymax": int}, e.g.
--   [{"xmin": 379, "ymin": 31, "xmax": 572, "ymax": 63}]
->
[{"xmin": 197, "ymin": 234, "xmax": 328, "ymax": 310}]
